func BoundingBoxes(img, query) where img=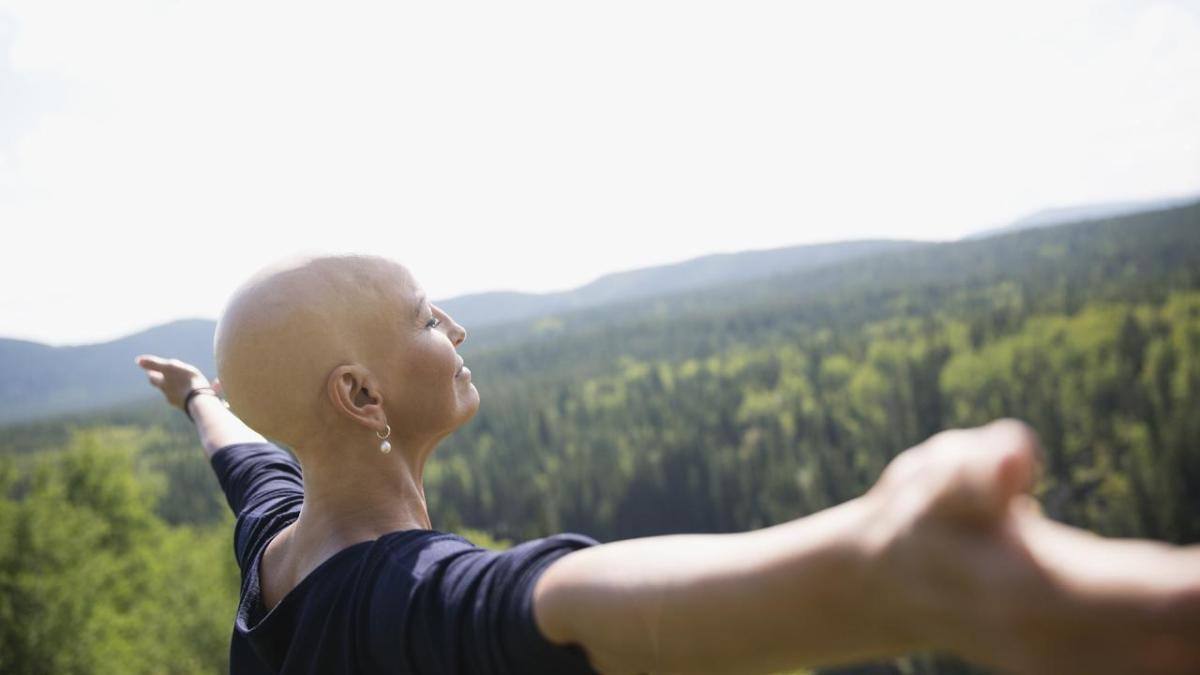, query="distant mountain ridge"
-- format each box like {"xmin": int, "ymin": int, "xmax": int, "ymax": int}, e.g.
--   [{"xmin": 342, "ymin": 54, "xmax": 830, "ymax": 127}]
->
[
  {"xmin": 6, "ymin": 191, "xmax": 1196, "ymax": 426},
  {"xmin": 437, "ymin": 239, "xmax": 915, "ymax": 326},
  {"xmin": 967, "ymin": 192, "xmax": 1200, "ymax": 240},
  {"xmin": 0, "ymin": 319, "xmax": 219, "ymax": 426},
  {"xmin": 0, "ymin": 238, "xmax": 916, "ymax": 424}
]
